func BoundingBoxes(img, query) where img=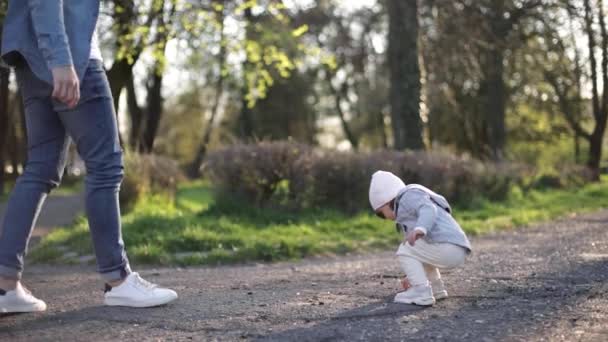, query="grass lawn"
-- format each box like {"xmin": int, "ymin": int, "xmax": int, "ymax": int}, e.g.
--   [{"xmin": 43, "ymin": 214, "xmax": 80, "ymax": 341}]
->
[
  {"xmin": 29, "ymin": 179, "xmax": 608, "ymax": 266},
  {"xmin": 1, "ymin": 178, "xmax": 84, "ymax": 203}
]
